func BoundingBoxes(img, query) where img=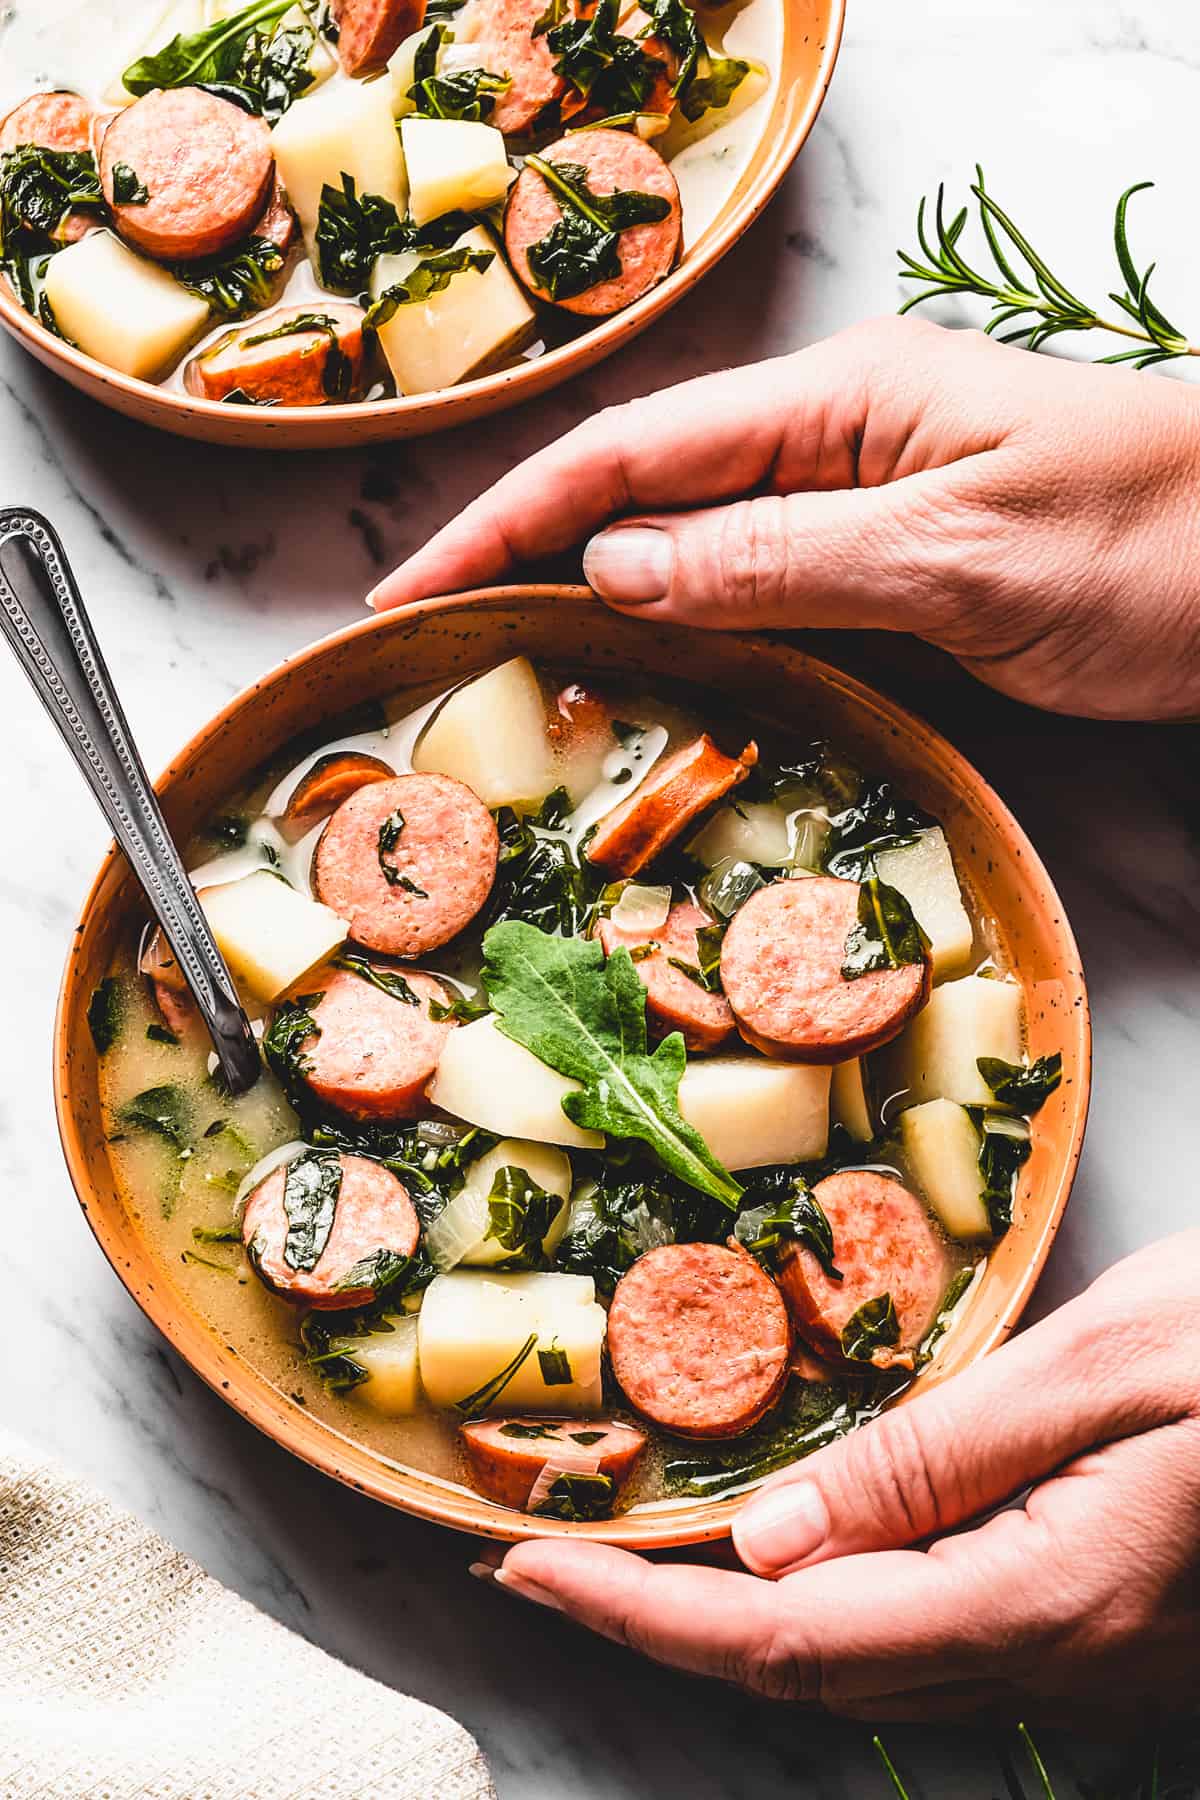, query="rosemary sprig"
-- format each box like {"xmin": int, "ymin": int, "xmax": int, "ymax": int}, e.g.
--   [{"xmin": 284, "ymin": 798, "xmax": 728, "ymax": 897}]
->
[{"xmin": 898, "ymin": 166, "xmax": 1197, "ymax": 369}]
